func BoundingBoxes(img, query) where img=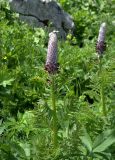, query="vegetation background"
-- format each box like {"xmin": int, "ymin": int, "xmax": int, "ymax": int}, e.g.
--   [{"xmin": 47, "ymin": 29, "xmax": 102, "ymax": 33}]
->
[{"xmin": 0, "ymin": 0, "xmax": 115, "ymax": 159}]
